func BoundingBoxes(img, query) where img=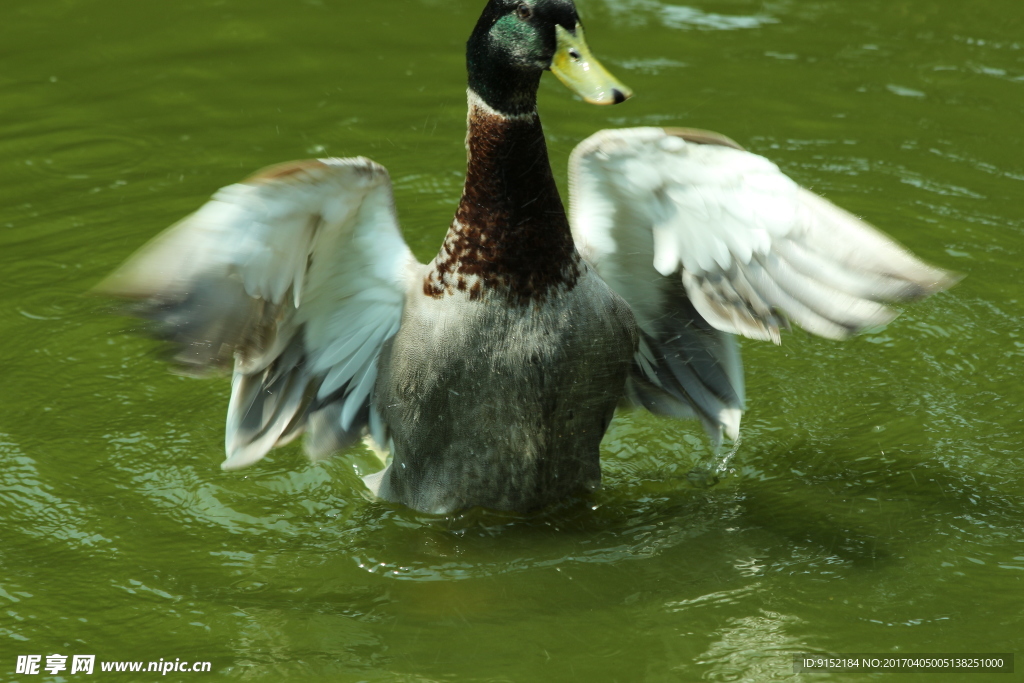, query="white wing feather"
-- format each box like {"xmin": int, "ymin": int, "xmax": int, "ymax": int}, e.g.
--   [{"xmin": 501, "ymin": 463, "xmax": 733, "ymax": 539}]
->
[
  {"xmin": 571, "ymin": 127, "xmax": 957, "ymax": 343},
  {"xmin": 99, "ymin": 157, "xmax": 417, "ymax": 469},
  {"xmin": 569, "ymin": 127, "xmax": 957, "ymax": 441}
]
